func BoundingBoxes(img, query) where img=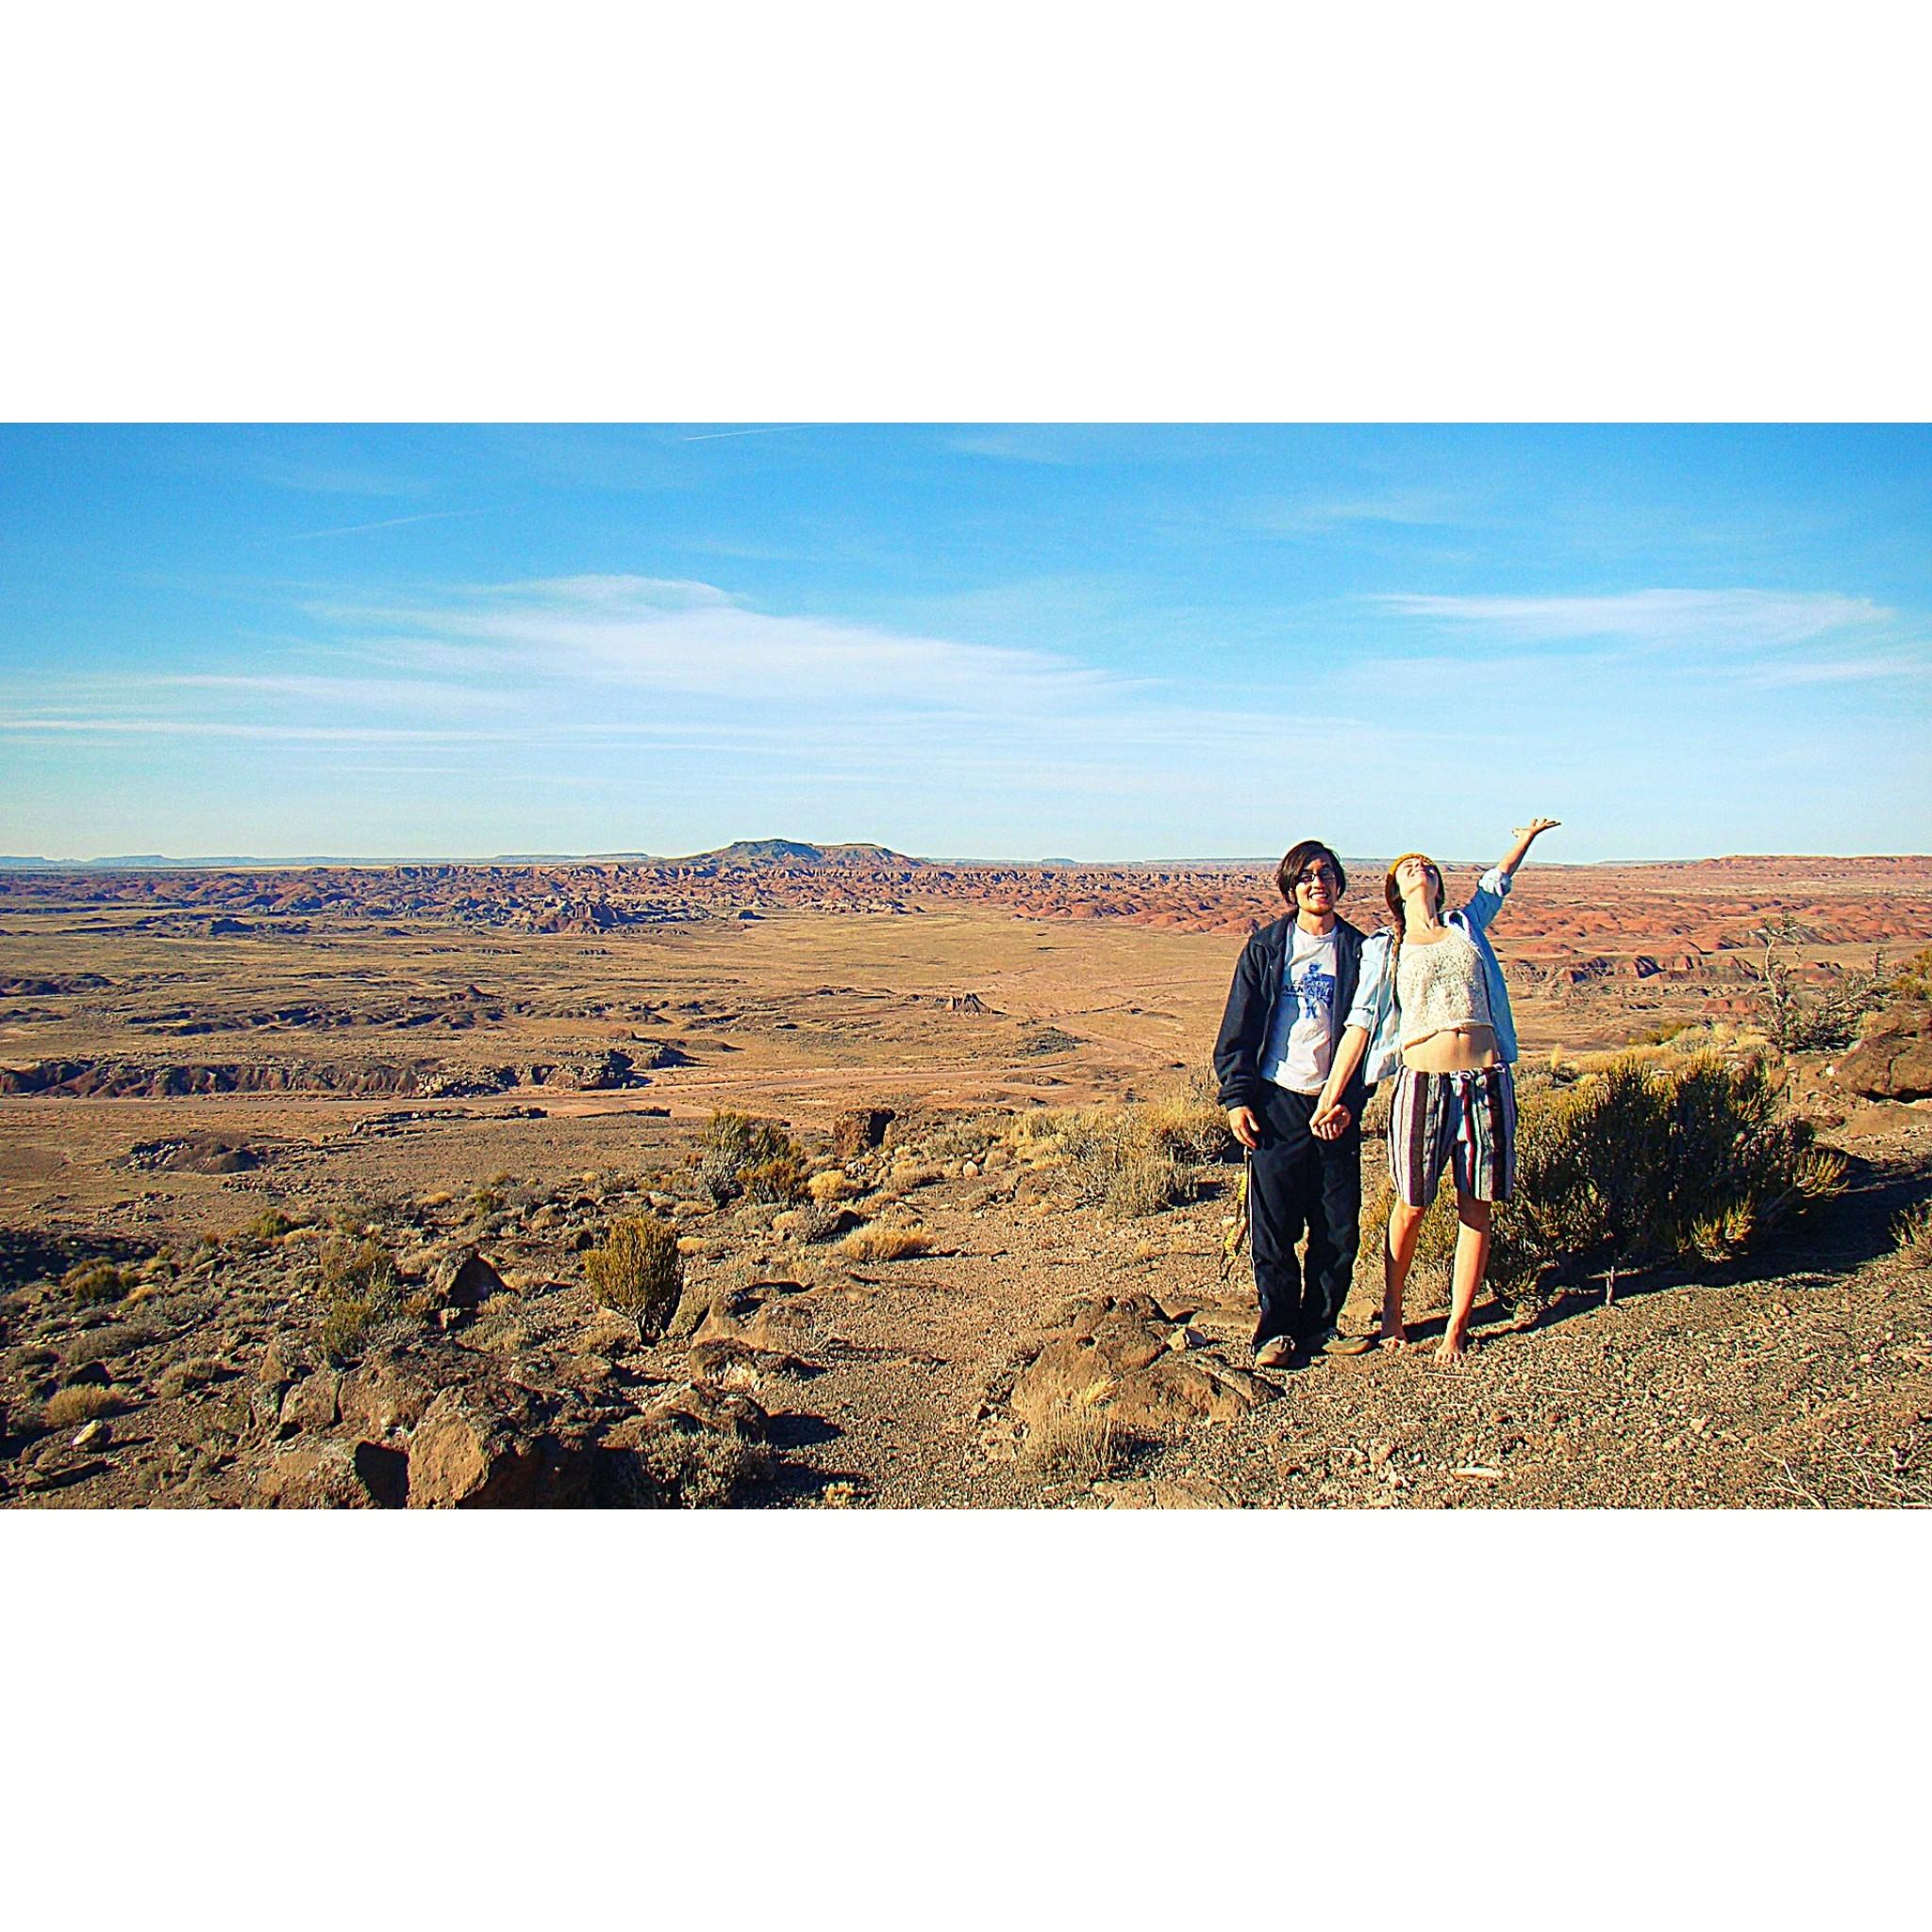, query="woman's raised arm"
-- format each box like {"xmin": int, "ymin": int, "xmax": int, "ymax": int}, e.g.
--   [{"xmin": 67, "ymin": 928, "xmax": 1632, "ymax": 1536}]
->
[{"xmin": 1496, "ymin": 817, "xmax": 1560, "ymax": 879}]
